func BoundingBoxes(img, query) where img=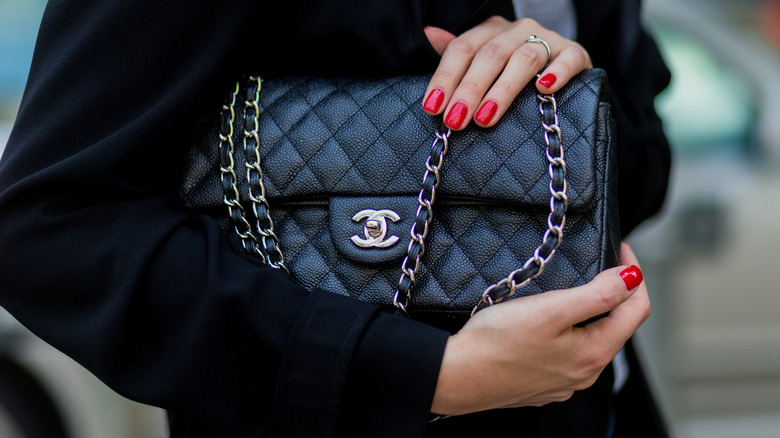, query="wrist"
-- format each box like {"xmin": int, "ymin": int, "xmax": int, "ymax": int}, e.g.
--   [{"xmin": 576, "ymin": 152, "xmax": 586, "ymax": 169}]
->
[
  {"xmin": 430, "ymin": 334, "xmax": 464, "ymax": 415},
  {"xmin": 430, "ymin": 331, "xmax": 497, "ymax": 416}
]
